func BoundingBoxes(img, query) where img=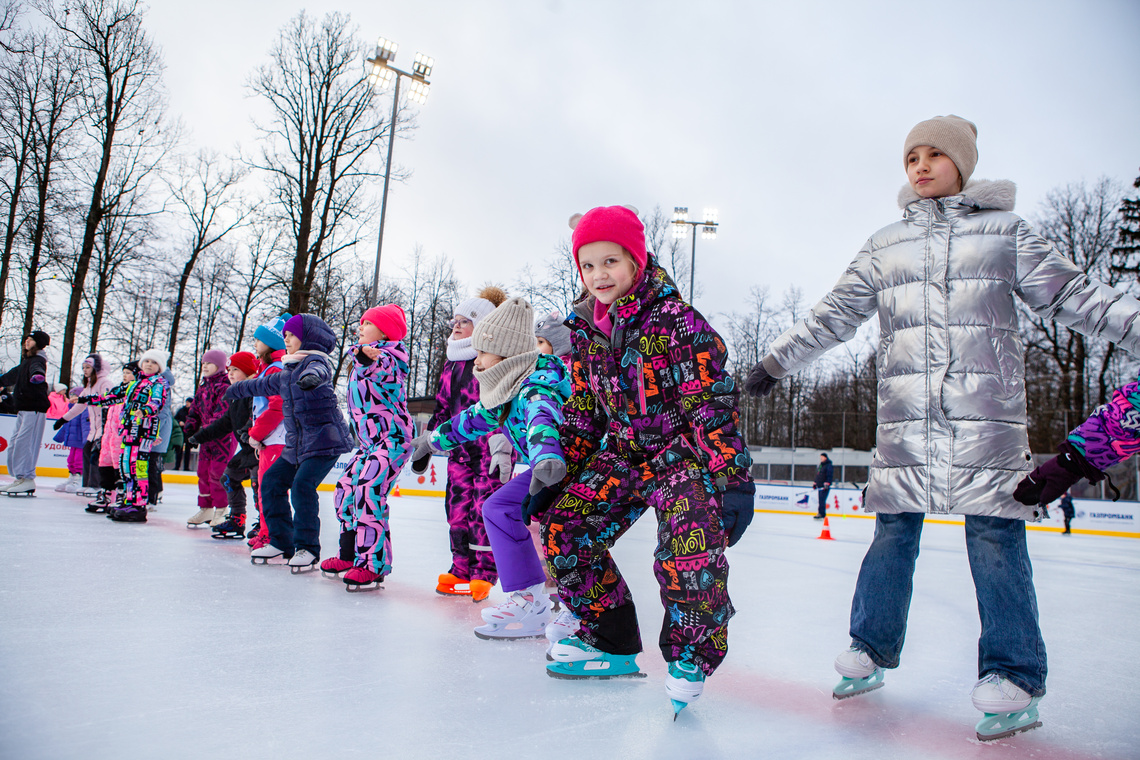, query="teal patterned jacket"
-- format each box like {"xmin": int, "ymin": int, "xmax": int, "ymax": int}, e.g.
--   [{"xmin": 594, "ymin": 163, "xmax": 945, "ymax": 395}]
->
[{"xmin": 430, "ymin": 353, "xmax": 570, "ymax": 467}]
